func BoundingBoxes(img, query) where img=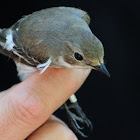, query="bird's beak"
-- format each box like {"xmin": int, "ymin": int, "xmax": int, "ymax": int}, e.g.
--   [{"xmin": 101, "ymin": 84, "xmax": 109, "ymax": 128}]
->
[{"xmin": 94, "ymin": 63, "xmax": 110, "ymax": 77}]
